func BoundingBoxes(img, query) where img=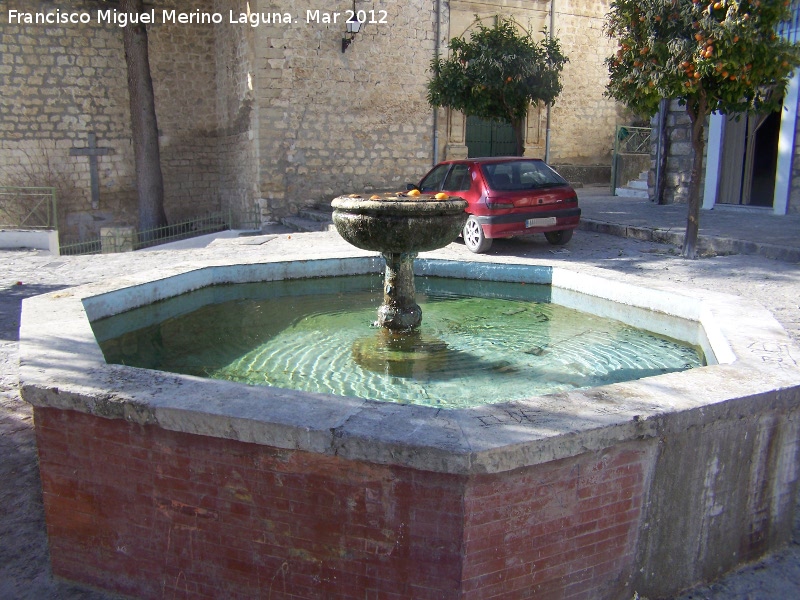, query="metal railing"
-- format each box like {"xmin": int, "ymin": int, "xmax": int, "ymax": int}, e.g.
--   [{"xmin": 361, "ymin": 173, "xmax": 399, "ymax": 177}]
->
[
  {"xmin": 59, "ymin": 238, "xmax": 102, "ymax": 256},
  {"xmin": 610, "ymin": 126, "xmax": 653, "ymax": 195},
  {"xmin": 59, "ymin": 208, "xmax": 263, "ymax": 256},
  {"xmin": 0, "ymin": 186, "xmax": 58, "ymax": 229}
]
